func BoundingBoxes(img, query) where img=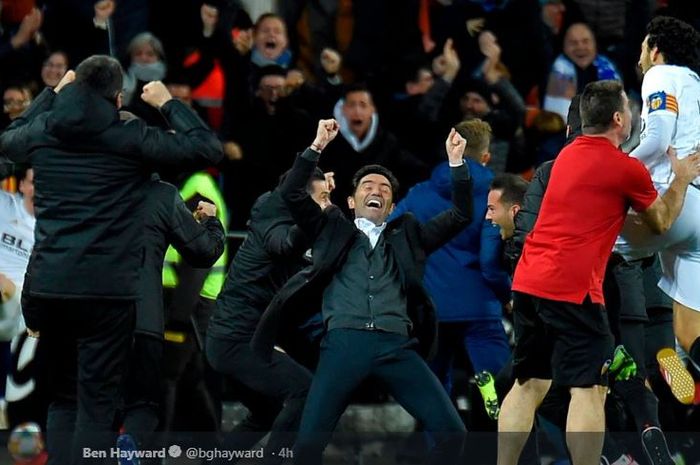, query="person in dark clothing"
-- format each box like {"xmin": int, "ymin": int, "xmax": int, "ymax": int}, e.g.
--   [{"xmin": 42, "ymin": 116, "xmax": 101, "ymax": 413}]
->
[
  {"xmin": 252, "ymin": 120, "xmax": 473, "ymax": 465},
  {"xmin": 223, "ymin": 65, "xmax": 315, "ymax": 230},
  {"xmin": 322, "ymin": 84, "xmax": 429, "ymax": 212},
  {"xmin": 206, "ymin": 167, "xmax": 331, "ymax": 463},
  {"xmin": 458, "ymin": 41, "xmax": 527, "ymax": 175},
  {"xmin": 0, "ymin": 55, "xmax": 223, "ymax": 465},
  {"xmin": 386, "ymin": 39, "xmax": 461, "ymax": 168},
  {"xmin": 122, "ymin": 175, "xmax": 225, "ymax": 454}
]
